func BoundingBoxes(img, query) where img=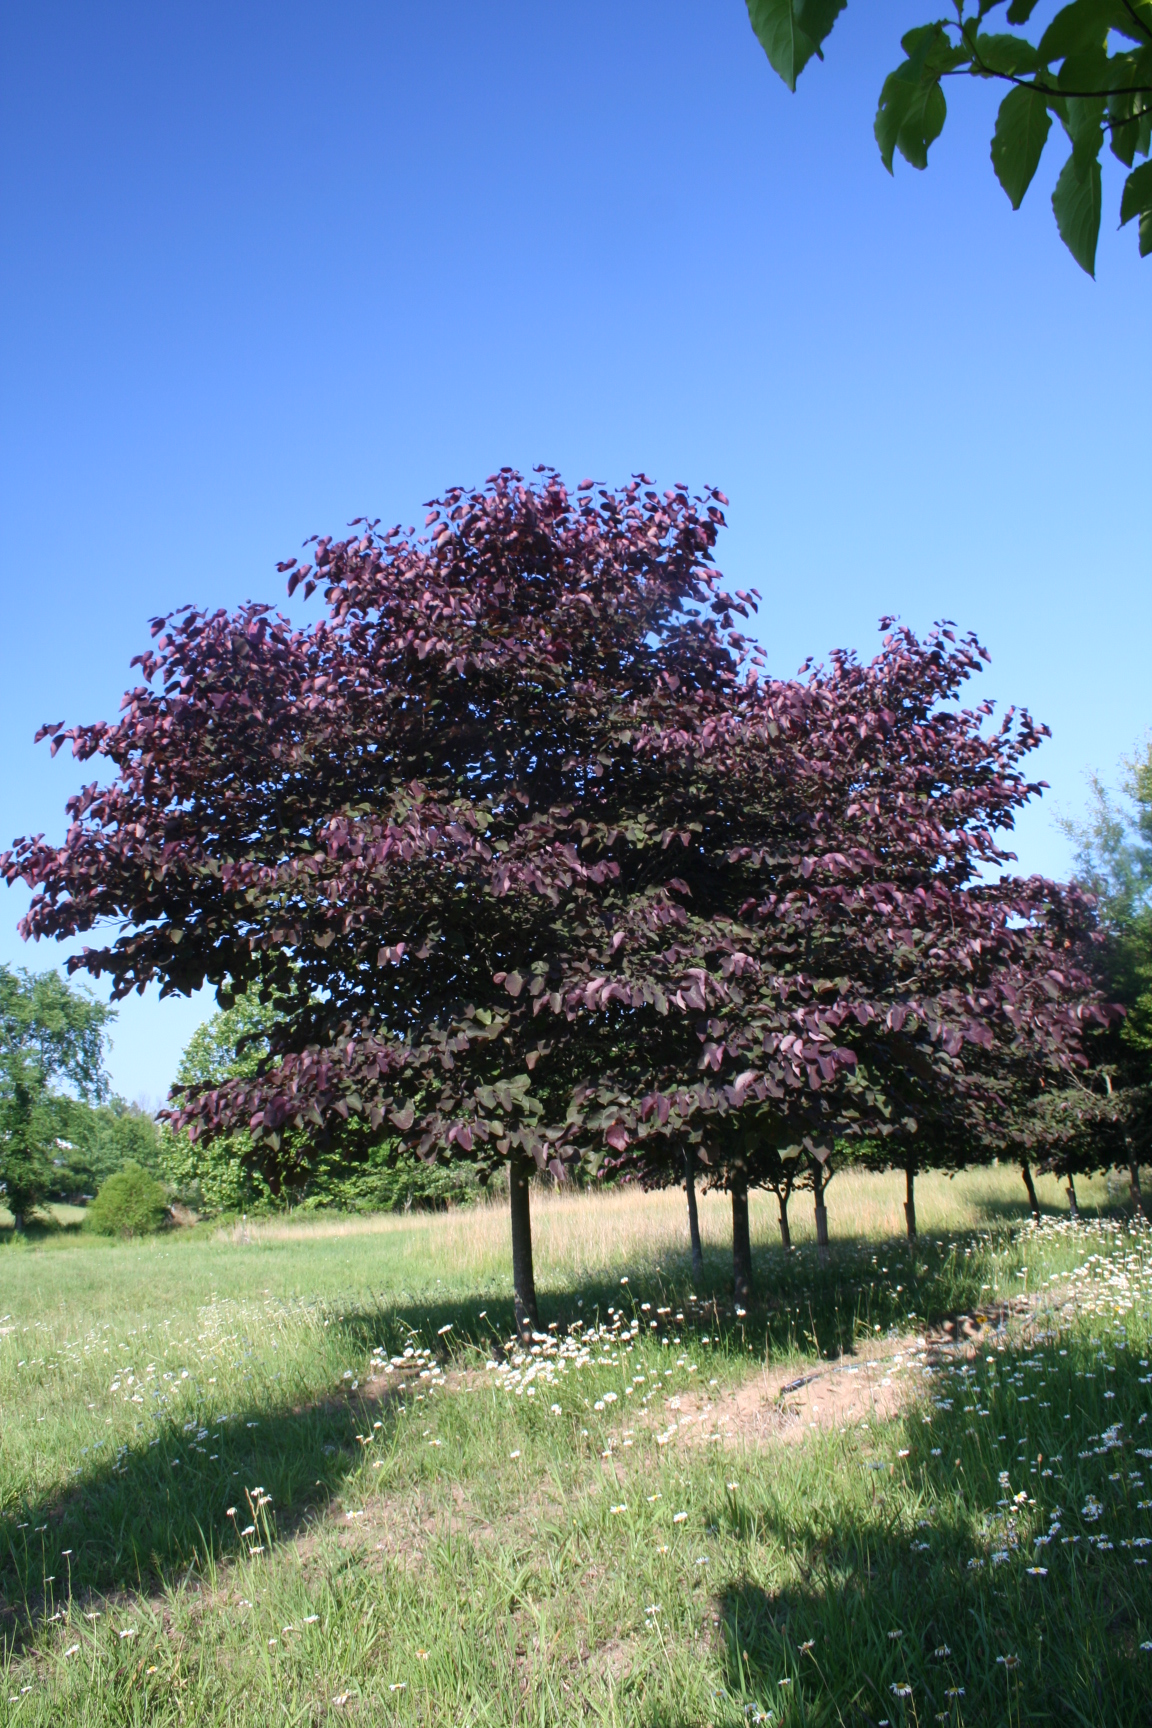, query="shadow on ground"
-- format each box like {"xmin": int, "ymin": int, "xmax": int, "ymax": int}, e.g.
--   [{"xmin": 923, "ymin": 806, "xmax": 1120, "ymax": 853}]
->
[{"xmin": 0, "ymin": 1211, "xmax": 1134, "ymax": 1652}]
